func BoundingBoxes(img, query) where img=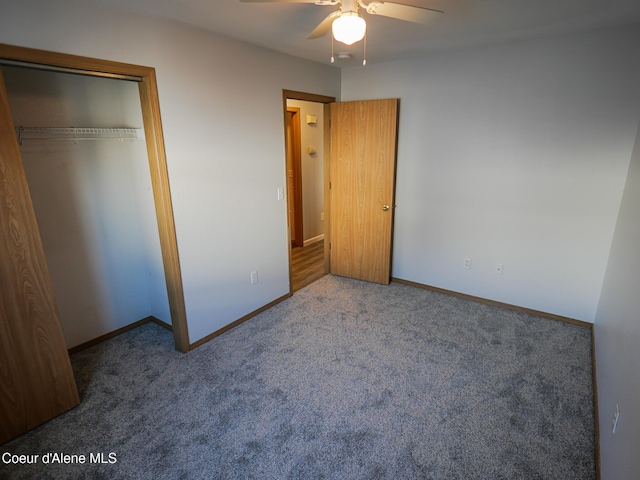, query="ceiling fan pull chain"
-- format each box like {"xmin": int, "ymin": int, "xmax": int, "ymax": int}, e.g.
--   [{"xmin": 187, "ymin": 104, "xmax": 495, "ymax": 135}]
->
[
  {"xmin": 331, "ymin": 34, "xmax": 335, "ymax": 63},
  {"xmin": 363, "ymin": 30, "xmax": 367, "ymax": 66}
]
